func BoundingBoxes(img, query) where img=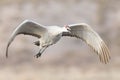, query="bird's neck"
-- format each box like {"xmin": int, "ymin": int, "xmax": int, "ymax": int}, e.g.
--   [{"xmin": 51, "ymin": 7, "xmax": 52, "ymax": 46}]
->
[{"xmin": 48, "ymin": 26, "xmax": 68, "ymax": 35}]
